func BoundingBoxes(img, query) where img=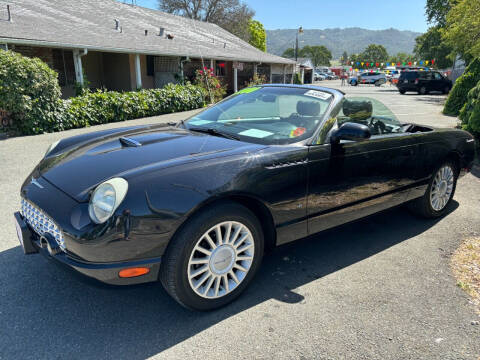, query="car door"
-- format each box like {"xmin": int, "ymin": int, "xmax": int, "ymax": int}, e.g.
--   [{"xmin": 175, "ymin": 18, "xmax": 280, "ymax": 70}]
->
[
  {"xmin": 433, "ymin": 72, "xmax": 446, "ymax": 92},
  {"xmin": 306, "ymin": 98, "xmax": 421, "ymax": 235}
]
